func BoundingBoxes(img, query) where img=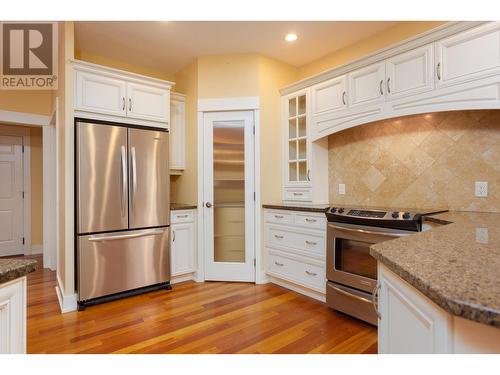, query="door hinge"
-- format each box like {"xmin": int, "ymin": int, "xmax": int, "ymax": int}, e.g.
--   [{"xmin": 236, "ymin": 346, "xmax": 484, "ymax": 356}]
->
[
  {"xmin": 22, "ymin": 237, "xmax": 25, "ymax": 245},
  {"xmin": 22, "ymin": 191, "xmax": 25, "ymax": 199},
  {"xmin": 253, "ymin": 258, "xmax": 256, "ymax": 267},
  {"xmin": 22, "ymin": 145, "xmax": 25, "ymax": 153},
  {"xmin": 253, "ymin": 125, "xmax": 255, "ymax": 135},
  {"xmin": 253, "ymin": 192, "xmax": 256, "ymax": 201}
]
